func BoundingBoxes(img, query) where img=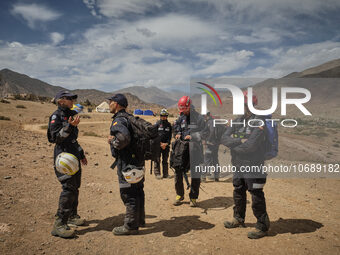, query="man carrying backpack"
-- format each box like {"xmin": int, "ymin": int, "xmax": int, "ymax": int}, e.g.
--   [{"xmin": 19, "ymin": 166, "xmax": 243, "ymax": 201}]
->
[
  {"xmin": 221, "ymin": 91, "xmax": 270, "ymax": 239},
  {"xmin": 173, "ymin": 96, "xmax": 205, "ymax": 207},
  {"xmin": 154, "ymin": 108, "xmax": 172, "ymax": 179},
  {"xmin": 107, "ymin": 94, "xmax": 145, "ymax": 235}
]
